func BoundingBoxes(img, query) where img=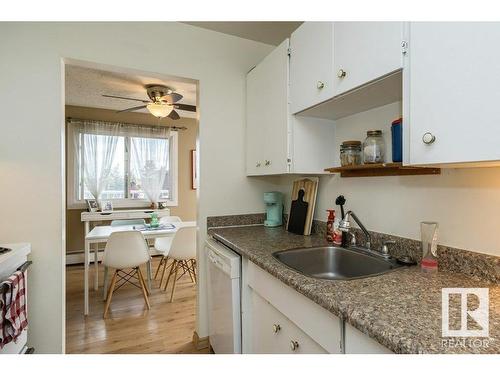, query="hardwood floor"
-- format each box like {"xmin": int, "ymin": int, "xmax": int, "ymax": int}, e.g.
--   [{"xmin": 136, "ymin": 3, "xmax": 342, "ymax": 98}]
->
[{"xmin": 66, "ymin": 257, "xmax": 208, "ymax": 354}]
